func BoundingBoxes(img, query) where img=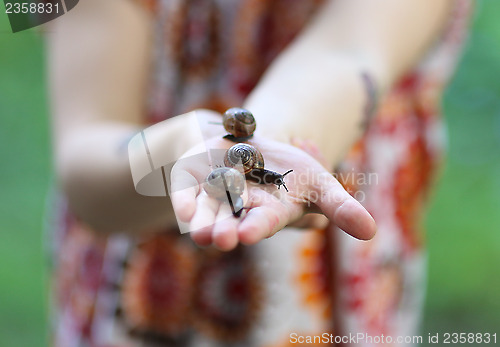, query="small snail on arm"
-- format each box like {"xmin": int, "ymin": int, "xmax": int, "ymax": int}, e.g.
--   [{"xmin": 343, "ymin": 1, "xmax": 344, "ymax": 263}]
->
[
  {"xmin": 203, "ymin": 167, "xmax": 246, "ymax": 217},
  {"xmin": 223, "ymin": 143, "xmax": 293, "ymax": 192}
]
